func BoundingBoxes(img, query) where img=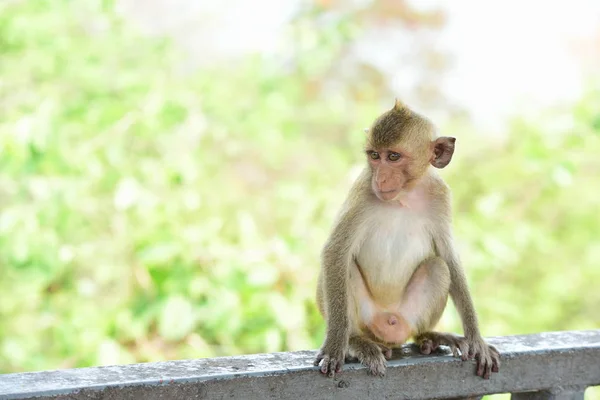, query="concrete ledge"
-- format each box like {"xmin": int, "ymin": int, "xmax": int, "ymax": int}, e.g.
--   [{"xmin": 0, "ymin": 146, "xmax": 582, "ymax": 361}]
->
[{"xmin": 0, "ymin": 330, "xmax": 599, "ymax": 400}]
